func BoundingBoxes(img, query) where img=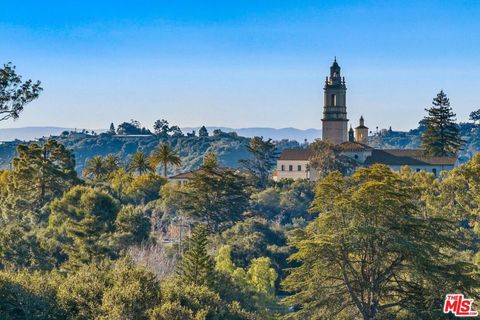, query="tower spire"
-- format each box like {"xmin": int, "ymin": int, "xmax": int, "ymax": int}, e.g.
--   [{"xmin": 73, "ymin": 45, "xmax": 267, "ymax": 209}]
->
[
  {"xmin": 349, "ymin": 125, "xmax": 355, "ymax": 142},
  {"xmin": 322, "ymin": 59, "xmax": 348, "ymax": 144}
]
